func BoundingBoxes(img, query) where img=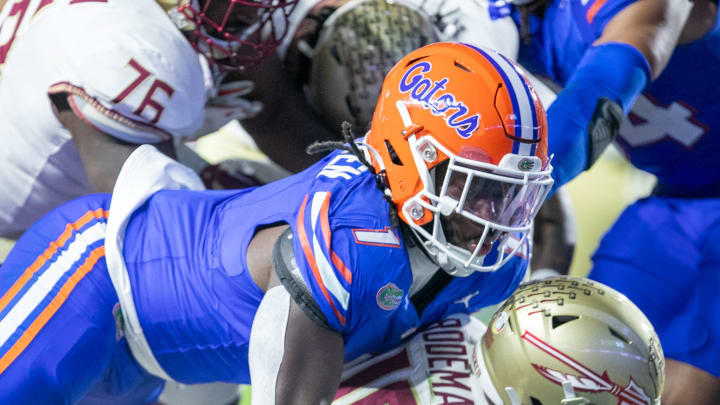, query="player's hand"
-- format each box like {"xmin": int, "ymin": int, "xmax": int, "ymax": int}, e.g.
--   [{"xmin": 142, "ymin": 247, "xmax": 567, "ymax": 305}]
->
[{"xmin": 194, "ymin": 80, "xmax": 263, "ymax": 138}]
